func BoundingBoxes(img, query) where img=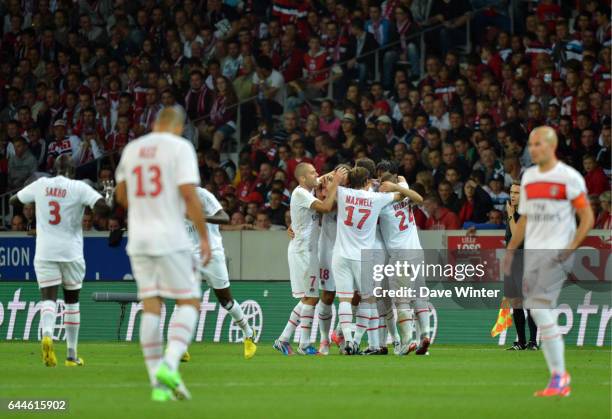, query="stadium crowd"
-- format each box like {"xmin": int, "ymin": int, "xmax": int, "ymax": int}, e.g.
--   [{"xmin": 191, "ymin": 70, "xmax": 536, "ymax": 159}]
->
[{"xmin": 1, "ymin": 0, "xmax": 611, "ymax": 232}]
